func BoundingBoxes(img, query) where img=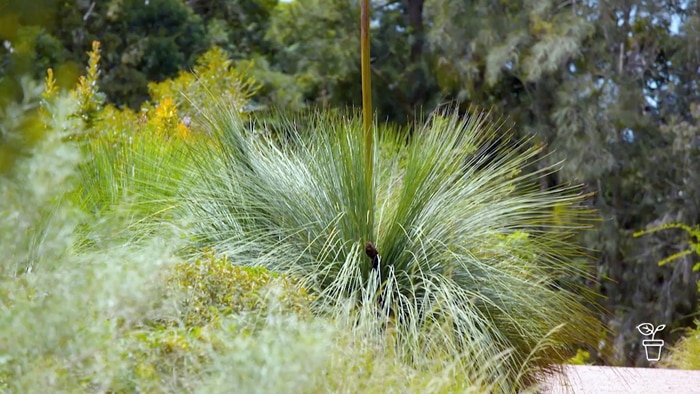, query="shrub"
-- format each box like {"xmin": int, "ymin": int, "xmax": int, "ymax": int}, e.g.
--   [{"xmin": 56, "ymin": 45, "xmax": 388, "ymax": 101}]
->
[
  {"xmin": 64, "ymin": 43, "xmax": 257, "ymax": 245},
  {"xmin": 162, "ymin": 249, "xmax": 315, "ymax": 328},
  {"xmin": 0, "ymin": 86, "xmax": 177, "ymax": 393},
  {"xmin": 148, "ymin": 46, "xmax": 258, "ymax": 123},
  {"xmin": 114, "ymin": 250, "xmax": 315, "ymax": 392}
]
